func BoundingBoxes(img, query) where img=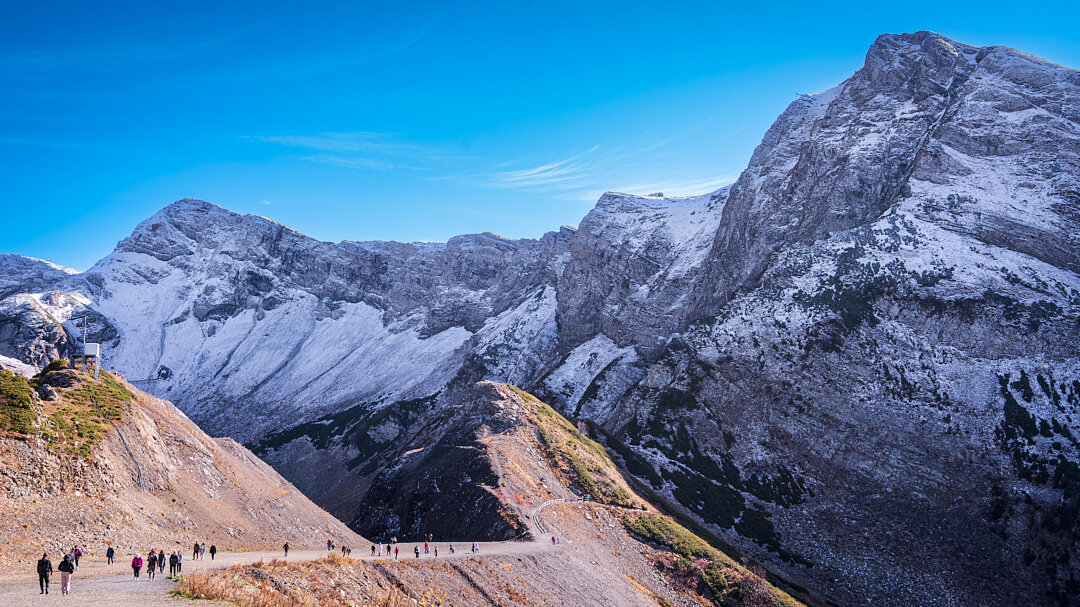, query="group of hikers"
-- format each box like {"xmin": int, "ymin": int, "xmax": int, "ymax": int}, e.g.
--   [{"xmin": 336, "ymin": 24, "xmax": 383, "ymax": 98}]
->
[
  {"xmin": 130, "ymin": 546, "xmax": 205, "ymax": 579},
  {"xmin": 34, "ymin": 546, "xmax": 81, "ymax": 595},
  {"xmin": 35, "ymin": 533, "xmax": 533, "ymax": 595},
  {"xmin": 34, "ymin": 541, "xmax": 217, "ymax": 595},
  {"xmin": 308, "ymin": 535, "xmax": 483, "ymax": 561}
]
